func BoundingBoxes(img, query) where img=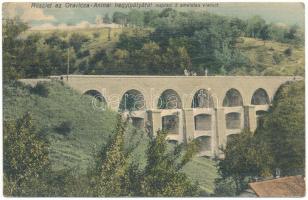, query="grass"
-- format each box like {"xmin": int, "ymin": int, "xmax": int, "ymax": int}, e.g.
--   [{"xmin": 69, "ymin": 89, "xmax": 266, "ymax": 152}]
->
[
  {"xmin": 4, "ymin": 81, "xmax": 117, "ymax": 172},
  {"xmin": 236, "ymin": 37, "xmax": 304, "ymax": 76},
  {"xmin": 4, "ymin": 81, "xmax": 219, "ymax": 195},
  {"xmin": 182, "ymin": 157, "xmax": 218, "ymax": 195}
]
